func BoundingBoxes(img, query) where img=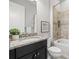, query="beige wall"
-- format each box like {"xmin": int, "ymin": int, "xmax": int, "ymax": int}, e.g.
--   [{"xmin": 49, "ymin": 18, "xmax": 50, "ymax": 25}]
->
[{"xmin": 60, "ymin": 10, "xmax": 69, "ymax": 39}]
